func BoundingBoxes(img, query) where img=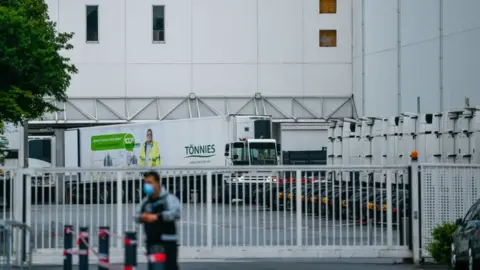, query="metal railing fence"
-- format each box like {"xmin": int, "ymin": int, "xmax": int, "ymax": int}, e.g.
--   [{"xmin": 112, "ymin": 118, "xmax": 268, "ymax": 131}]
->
[
  {"xmin": 9, "ymin": 165, "xmax": 413, "ymax": 264},
  {"xmin": 0, "ymin": 220, "xmax": 34, "ymax": 269}
]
